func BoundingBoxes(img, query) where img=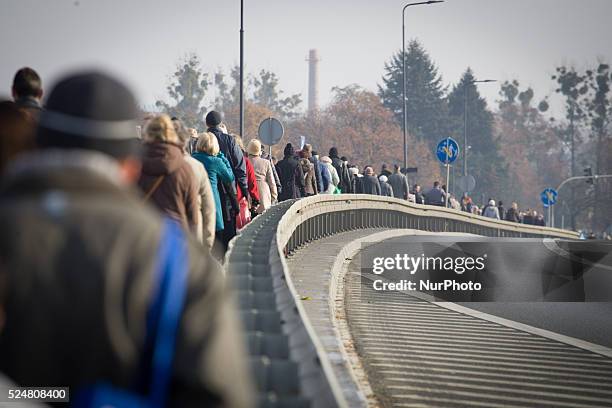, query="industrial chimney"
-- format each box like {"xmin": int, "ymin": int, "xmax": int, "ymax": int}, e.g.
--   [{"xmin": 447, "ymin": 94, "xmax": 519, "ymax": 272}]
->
[{"xmin": 306, "ymin": 49, "xmax": 320, "ymax": 113}]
